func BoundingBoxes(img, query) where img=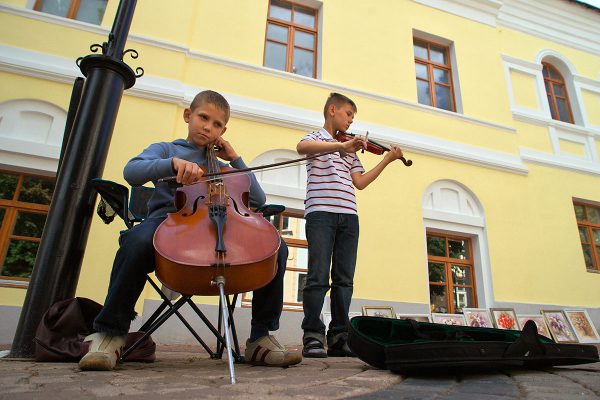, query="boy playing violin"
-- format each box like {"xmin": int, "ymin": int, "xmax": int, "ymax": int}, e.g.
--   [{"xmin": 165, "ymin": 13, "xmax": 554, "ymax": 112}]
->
[
  {"xmin": 297, "ymin": 92, "xmax": 404, "ymax": 357},
  {"xmin": 79, "ymin": 90, "xmax": 301, "ymax": 370}
]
